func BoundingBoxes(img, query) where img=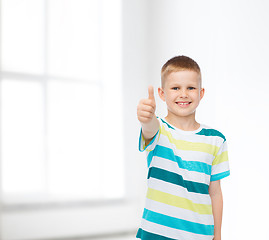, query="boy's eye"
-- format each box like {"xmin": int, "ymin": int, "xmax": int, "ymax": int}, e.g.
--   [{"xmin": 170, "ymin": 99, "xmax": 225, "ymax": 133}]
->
[{"xmin": 171, "ymin": 87, "xmax": 196, "ymax": 90}]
